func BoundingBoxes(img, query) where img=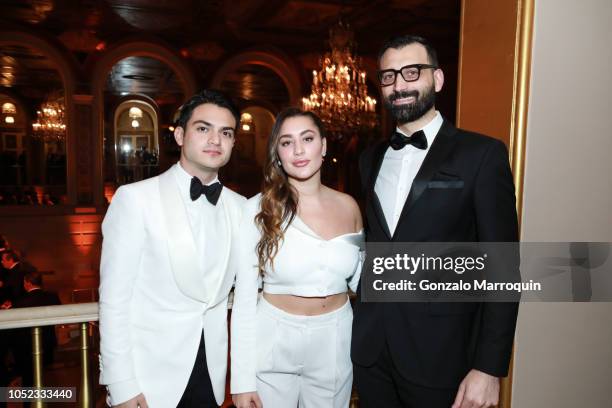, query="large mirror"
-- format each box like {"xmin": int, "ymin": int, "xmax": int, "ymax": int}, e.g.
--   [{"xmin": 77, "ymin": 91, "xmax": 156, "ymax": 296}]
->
[{"xmin": 0, "ymin": 44, "xmax": 66, "ymax": 205}]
